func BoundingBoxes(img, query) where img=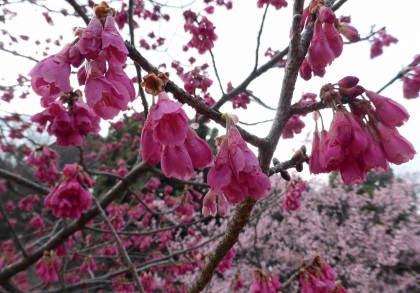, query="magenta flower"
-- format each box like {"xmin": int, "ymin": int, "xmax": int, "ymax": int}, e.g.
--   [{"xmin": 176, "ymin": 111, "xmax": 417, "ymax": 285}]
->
[
  {"xmin": 323, "ymin": 22, "xmax": 343, "ymax": 58},
  {"xmin": 309, "ymin": 130, "xmax": 327, "ymax": 174},
  {"xmin": 207, "ymin": 125, "xmax": 270, "ymax": 203},
  {"xmin": 366, "ymin": 90, "xmax": 409, "ymax": 127},
  {"xmin": 45, "ymin": 164, "xmax": 93, "ymax": 219},
  {"xmin": 78, "ymin": 16, "xmax": 103, "ymax": 60},
  {"xmin": 152, "ymin": 92, "xmax": 189, "ymax": 146},
  {"xmin": 36, "ymin": 252, "xmax": 61, "ymax": 283},
  {"xmin": 403, "ymin": 76, "xmax": 420, "ymax": 99},
  {"xmin": 184, "ymin": 128, "xmax": 214, "ymax": 169},
  {"xmin": 85, "ymin": 60, "xmax": 131, "ymax": 119},
  {"xmin": 282, "ymin": 114, "xmax": 305, "ymax": 139},
  {"xmin": 339, "ymin": 156, "xmax": 366, "ymax": 185},
  {"xmin": 361, "ymin": 127, "xmax": 389, "ymax": 172},
  {"xmin": 106, "ymin": 65, "xmax": 136, "ymax": 102},
  {"xmin": 376, "ymin": 122, "xmax": 416, "ymax": 165},
  {"xmin": 161, "ymin": 145, "xmax": 194, "ymax": 179},
  {"xmin": 28, "ymin": 45, "xmax": 71, "ymax": 105},
  {"xmin": 184, "ymin": 16, "xmax": 217, "ymax": 54},
  {"xmin": 102, "ymin": 15, "xmax": 128, "ymax": 65},
  {"xmin": 308, "ymin": 20, "xmax": 335, "ymax": 77},
  {"xmin": 141, "ymin": 105, "xmax": 163, "ymax": 165},
  {"xmin": 202, "ymin": 190, "xmax": 229, "ymax": 217},
  {"xmin": 339, "ymin": 22, "xmax": 360, "ymax": 42}
]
